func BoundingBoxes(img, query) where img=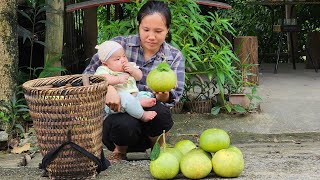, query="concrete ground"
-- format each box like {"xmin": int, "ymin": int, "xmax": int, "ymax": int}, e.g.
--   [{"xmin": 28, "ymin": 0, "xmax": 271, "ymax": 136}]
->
[{"xmin": 0, "ymin": 63, "xmax": 319, "ymax": 179}]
